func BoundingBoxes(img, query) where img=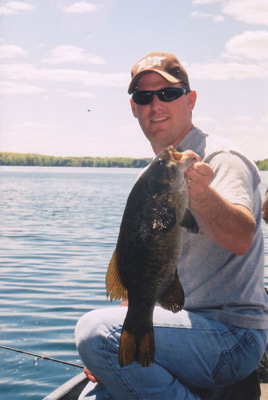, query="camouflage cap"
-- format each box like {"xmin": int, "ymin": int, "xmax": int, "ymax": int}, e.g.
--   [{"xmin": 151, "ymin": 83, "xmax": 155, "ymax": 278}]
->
[{"xmin": 128, "ymin": 52, "xmax": 190, "ymax": 94}]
